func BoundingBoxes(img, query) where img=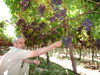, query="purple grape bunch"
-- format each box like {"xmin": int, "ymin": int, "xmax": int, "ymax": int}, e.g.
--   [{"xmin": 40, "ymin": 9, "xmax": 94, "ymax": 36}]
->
[
  {"xmin": 39, "ymin": 22, "xmax": 47, "ymax": 29},
  {"xmin": 20, "ymin": 0, "xmax": 30, "ymax": 11},
  {"xmin": 51, "ymin": 0, "xmax": 62, "ymax": 6},
  {"xmin": 51, "ymin": 37, "xmax": 56, "ymax": 43},
  {"xmin": 81, "ymin": 19, "xmax": 92, "ymax": 31},
  {"xmin": 38, "ymin": 4, "xmax": 45, "ymax": 17},
  {"xmin": 51, "ymin": 0, "xmax": 62, "ymax": 11},
  {"xmin": 32, "ymin": 22, "xmax": 47, "ymax": 32},
  {"xmin": 48, "ymin": 17, "xmax": 56, "ymax": 23},
  {"xmin": 95, "ymin": 38, "xmax": 100, "ymax": 49},
  {"xmin": 62, "ymin": 36, "xmax": 72, "ymax": 48},
  {"xmin": 31, "ymin": 21, "xmax": 37, "ymax": 27},
  {"xmin": 17, "ymin": 19, "xmax": 25, "ymax": 26},
  {"xmin": 54, "ymin": 9, "xmax": 67, "ymax": 21}
]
